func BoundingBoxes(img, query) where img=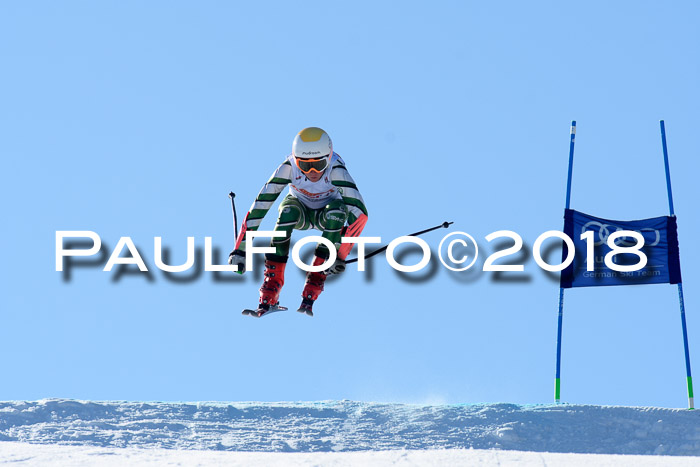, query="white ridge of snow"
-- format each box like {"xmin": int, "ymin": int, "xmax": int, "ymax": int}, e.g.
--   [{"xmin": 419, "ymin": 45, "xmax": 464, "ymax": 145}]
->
[
  {"xmin": 0, "ymin": 400, "xmax": 699, "ymax": 457},
  {"xmin": 1, "ymin": 442, "xmax": 700, "ymax": 466}
]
